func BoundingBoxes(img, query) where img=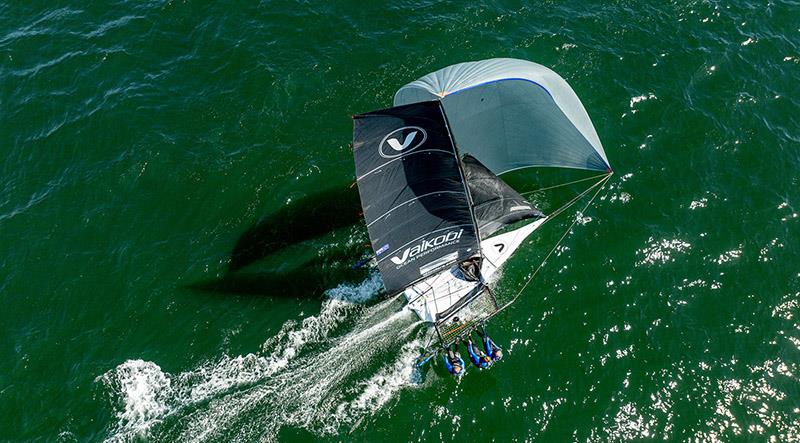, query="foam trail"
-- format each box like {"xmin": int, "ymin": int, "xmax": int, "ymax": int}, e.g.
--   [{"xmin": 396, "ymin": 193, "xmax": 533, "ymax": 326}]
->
[
  {"xmin": 176, "ymin": 307, "xmax": 419, "ymax": 441},
  {"xmin": 338, "ymin": 338, "xmax": 428, "ymax": 419},
  {"xmin": 177, "ymin": 273, "xmax": 387, "ymax": 405},
  {"xmin": 98, "ymin": 360, "xmax": 173, "ymax": 441},
  {"xmin": 99, "ymin": 273, "xmax": 428, "ymax": 442}
]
